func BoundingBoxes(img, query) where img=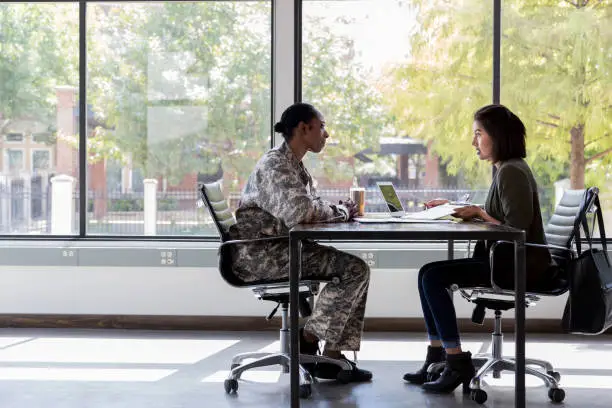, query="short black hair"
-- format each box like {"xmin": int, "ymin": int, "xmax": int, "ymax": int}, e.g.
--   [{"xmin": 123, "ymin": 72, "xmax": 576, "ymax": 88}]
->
[
  {"xmin": 273, "ymin": 103, "xmax": 319, "ymax": 141},
  {"xmin": 474, "ymin": 104, "xmax": 526, "ymax": 162}
]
